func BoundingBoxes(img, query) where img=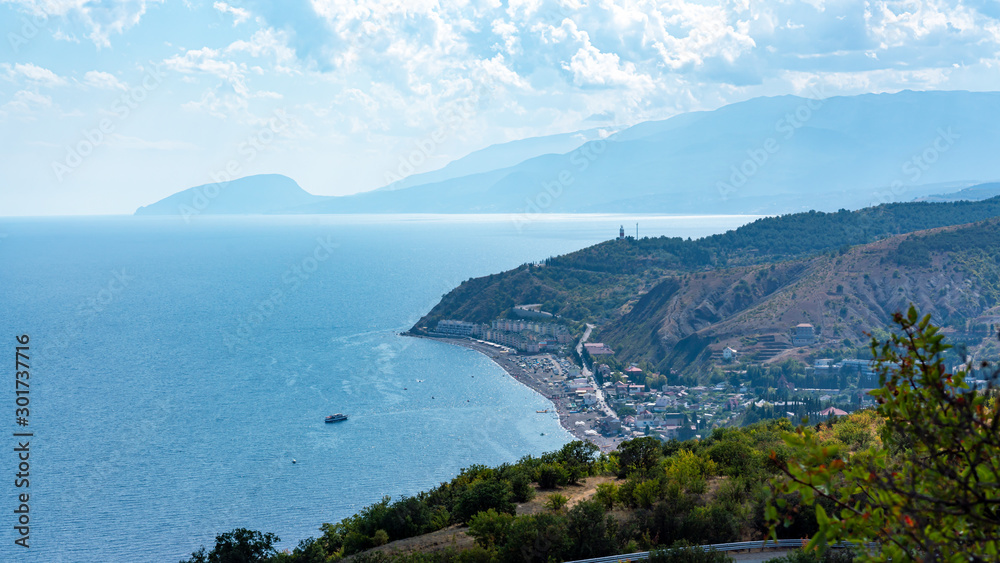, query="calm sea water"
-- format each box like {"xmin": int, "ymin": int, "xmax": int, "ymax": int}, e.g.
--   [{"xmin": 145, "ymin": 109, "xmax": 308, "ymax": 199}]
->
[{"xmin": 0, "ymin": 214, "xmax": 755, "ymax": 562}]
